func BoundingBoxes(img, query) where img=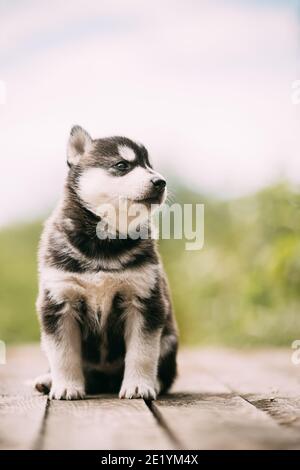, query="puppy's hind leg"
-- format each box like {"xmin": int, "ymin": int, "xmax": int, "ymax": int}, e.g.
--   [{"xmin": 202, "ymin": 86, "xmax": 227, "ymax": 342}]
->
[
  {"xmin": 34, "ymin": 372, "xmax": 52, "ymax": 394},
  {"xmin": 158, "ymin": 333, "xmax": 178, "ymax": 395}
]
